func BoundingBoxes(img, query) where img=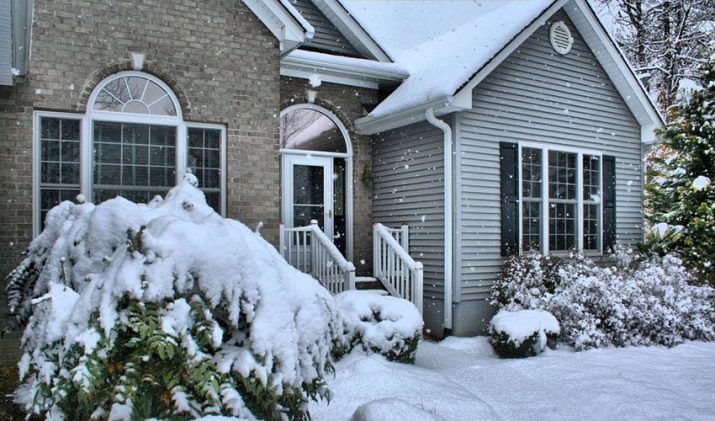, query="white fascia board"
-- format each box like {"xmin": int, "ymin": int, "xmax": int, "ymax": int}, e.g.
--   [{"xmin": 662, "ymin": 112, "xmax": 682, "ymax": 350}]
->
[
  {"xmin": 282, "ymin": 67, "xmax": 379, "ymax": 89},
  {"xmin": 280, "ymin": 50, "xmax": 407, "ymax": 89},
  {"xmin": 565, "ymin": 0, "xmax": 664, "ymax": 133},
  {"xmin": 311, "ymin": 0, "xmax": 392, "ymax": 62},
  {"xmin": 278, "ymin": 0, "xmax": 315, "ymax": 39},
  {"xmin": 355, "ymin": 96, "xmax": 467, "ymax": 135},
  {"xmin": 241, "ymin": 0, "xmax": 312, "ymax": 54},
  {"xmin": 452, "ymin": 0, "xmax": 568, "ymax": 109}
]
